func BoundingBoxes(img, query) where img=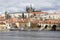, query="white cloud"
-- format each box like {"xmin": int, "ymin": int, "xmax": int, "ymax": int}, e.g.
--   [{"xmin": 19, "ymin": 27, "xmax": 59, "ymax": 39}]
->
[
  {"xmin": 7, "ymin": 7, "xmax": 19, "ymax": 12},
  {"xmin": 0, "ymin": 0, "xmax": 60, "ymax": 12},
  {"xmin": 45, "ymin": 10, "xmax": 56, "ymax": 13},
  {"xmin": 45, "ymin": 9, "xmax": 60, "ymax": 13},
  {"xmin": 20, "ymin": 3, "xmax": 34, "ymax": 7}
]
